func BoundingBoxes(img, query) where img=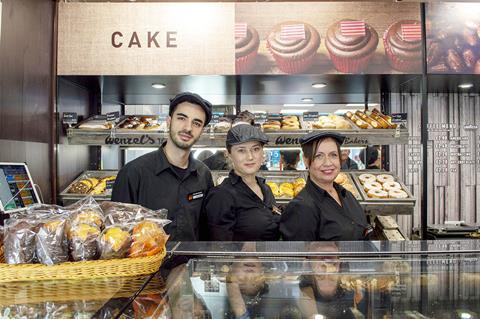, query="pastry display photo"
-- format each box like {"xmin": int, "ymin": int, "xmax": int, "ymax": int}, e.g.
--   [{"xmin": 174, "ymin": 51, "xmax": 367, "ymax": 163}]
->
[
  {"xmin": 427, "ymin": 4, "xmax": 480, "ymax": 73},
  {"xmin": 235, "ymin": 2, "xmax": 422, "ymax": 75}
]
